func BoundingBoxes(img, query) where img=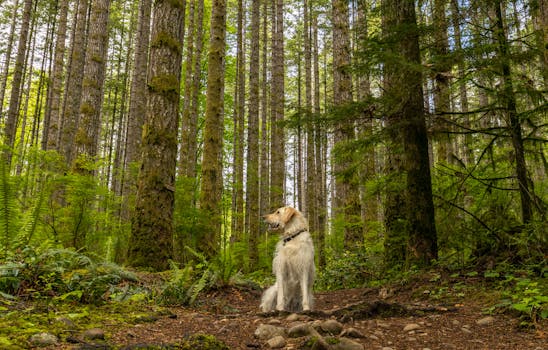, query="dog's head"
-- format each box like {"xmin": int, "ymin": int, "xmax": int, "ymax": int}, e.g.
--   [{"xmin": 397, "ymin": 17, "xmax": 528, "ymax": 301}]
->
[{"xmin": 263, "ymin": 206, "xmax": 298, "ymax": 231}]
